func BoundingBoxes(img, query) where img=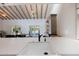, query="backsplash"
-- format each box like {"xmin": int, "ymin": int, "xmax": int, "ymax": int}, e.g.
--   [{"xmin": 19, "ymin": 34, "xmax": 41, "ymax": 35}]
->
[{"xmin": 0, "ymin": 19, "xmax": 46, "ymax": 34}]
